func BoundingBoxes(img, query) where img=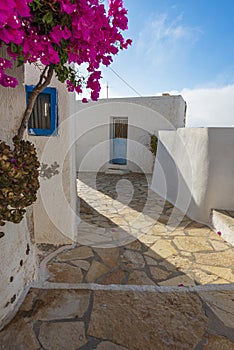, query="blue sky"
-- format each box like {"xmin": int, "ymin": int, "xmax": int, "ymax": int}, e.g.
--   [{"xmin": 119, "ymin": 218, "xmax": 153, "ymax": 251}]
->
[{"xmin": 98, "ymin": 0, "xmax": 234, "ymax": 126}]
